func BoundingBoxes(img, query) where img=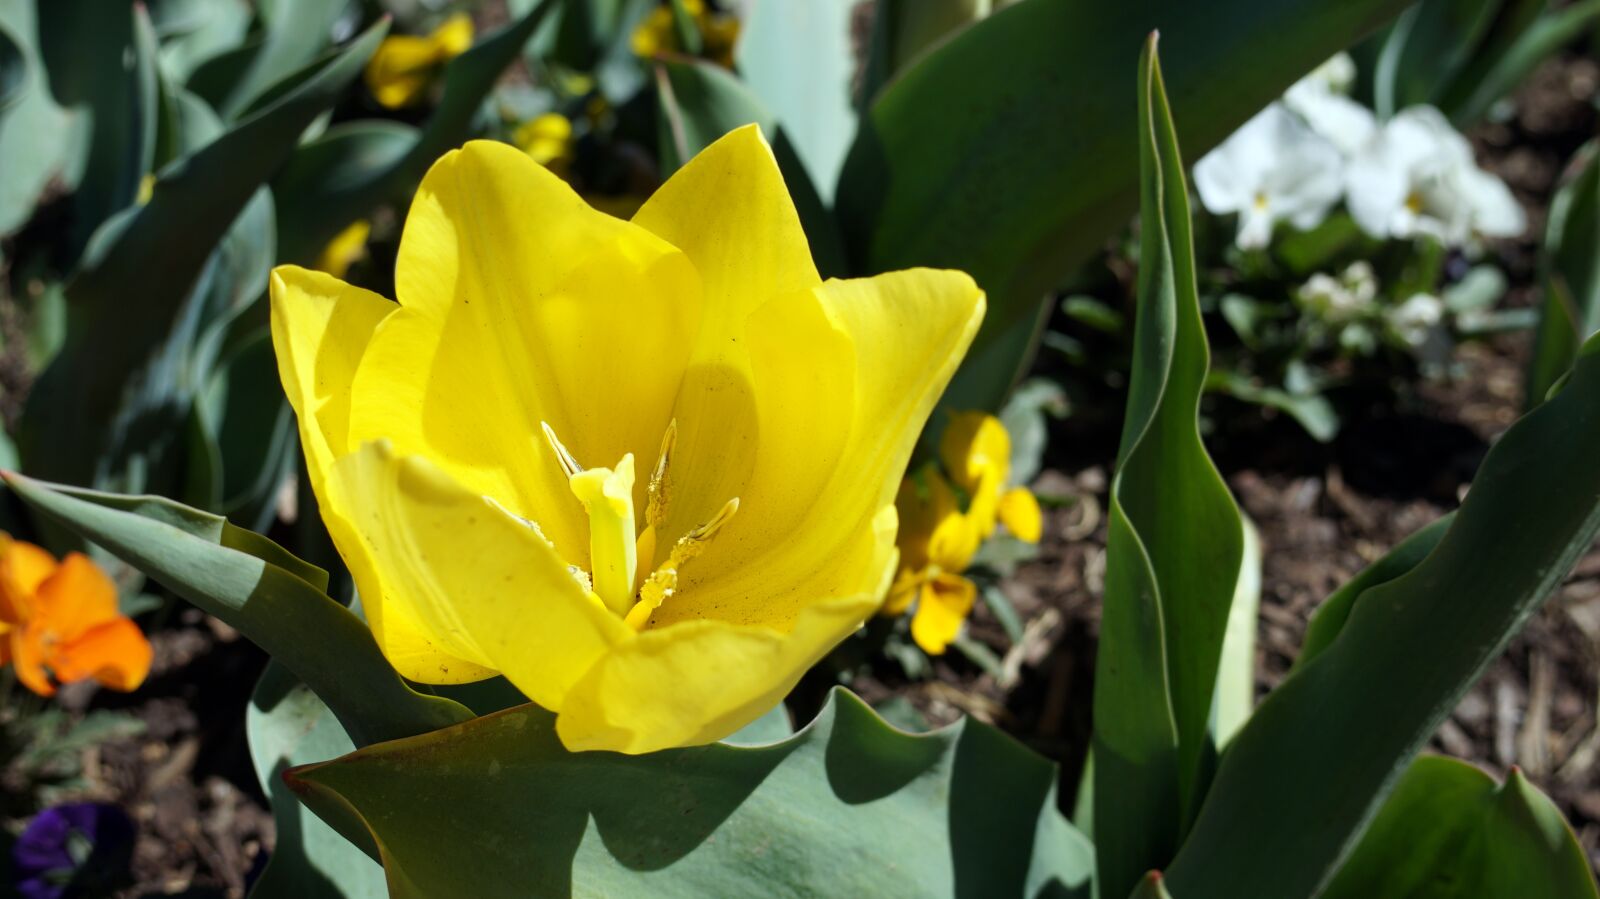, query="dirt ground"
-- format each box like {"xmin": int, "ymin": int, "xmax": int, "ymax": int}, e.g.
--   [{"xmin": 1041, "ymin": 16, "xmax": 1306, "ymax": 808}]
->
[{"xmin": 2, "ymin": 53, "xmax": 1597, "ymax": 899}]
